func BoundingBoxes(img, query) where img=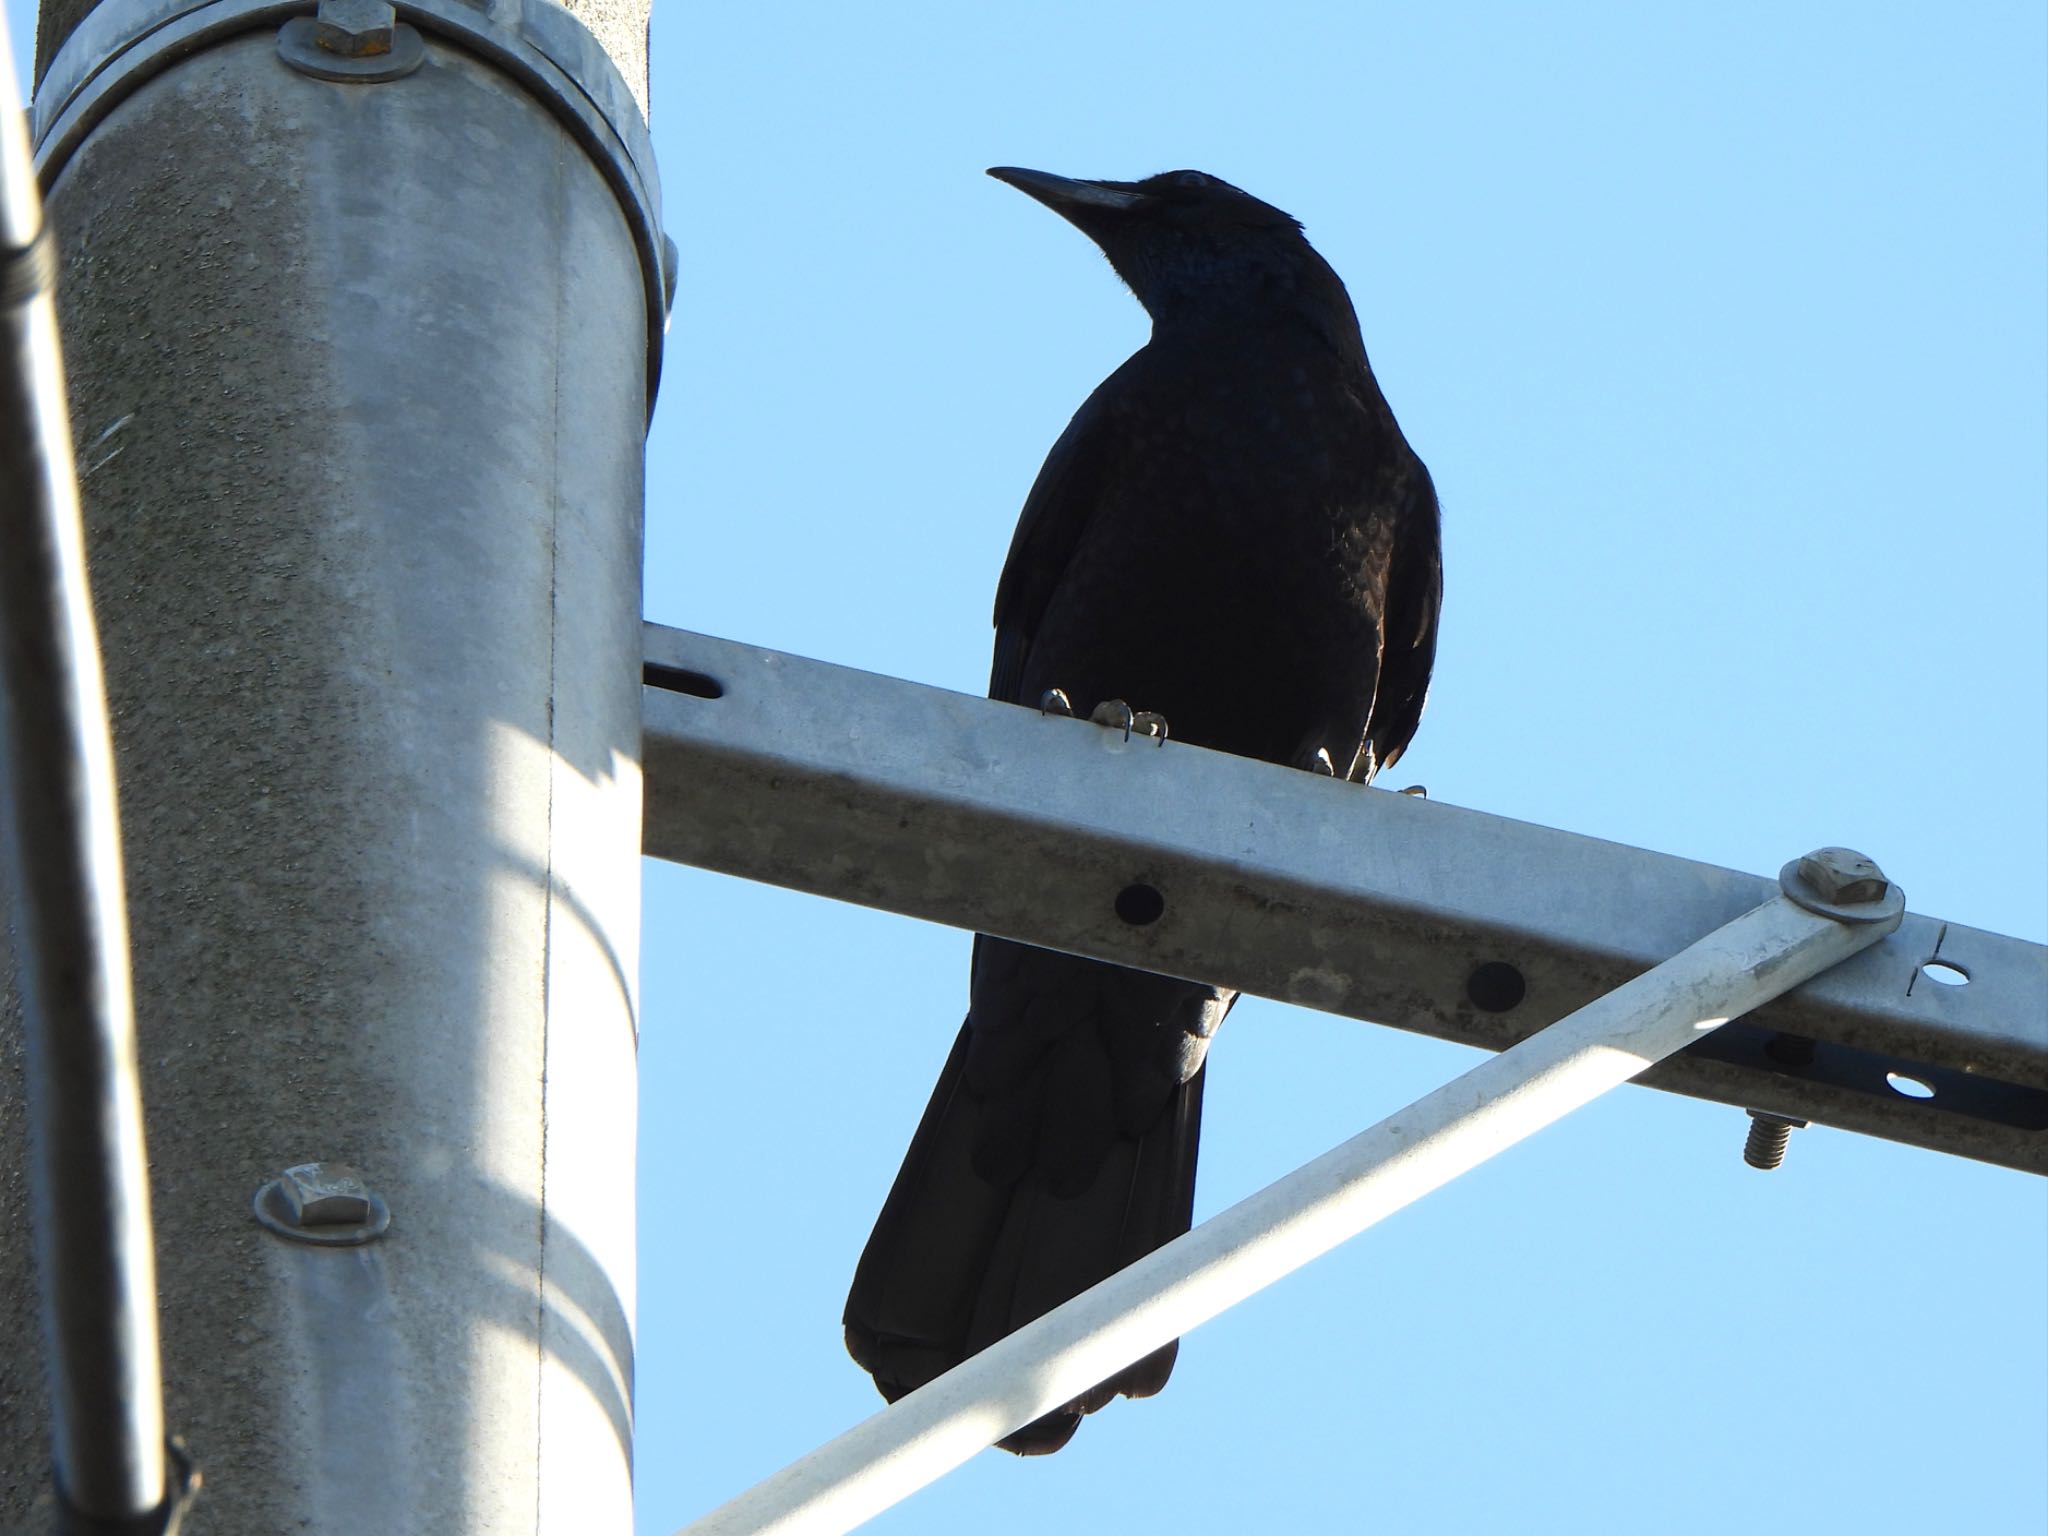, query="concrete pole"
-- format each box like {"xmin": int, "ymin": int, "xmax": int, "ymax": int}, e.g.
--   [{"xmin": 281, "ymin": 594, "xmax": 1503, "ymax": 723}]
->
[{"xmin": 0, "ymin": 0, "xmax": 660, "ymax": 1529}]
